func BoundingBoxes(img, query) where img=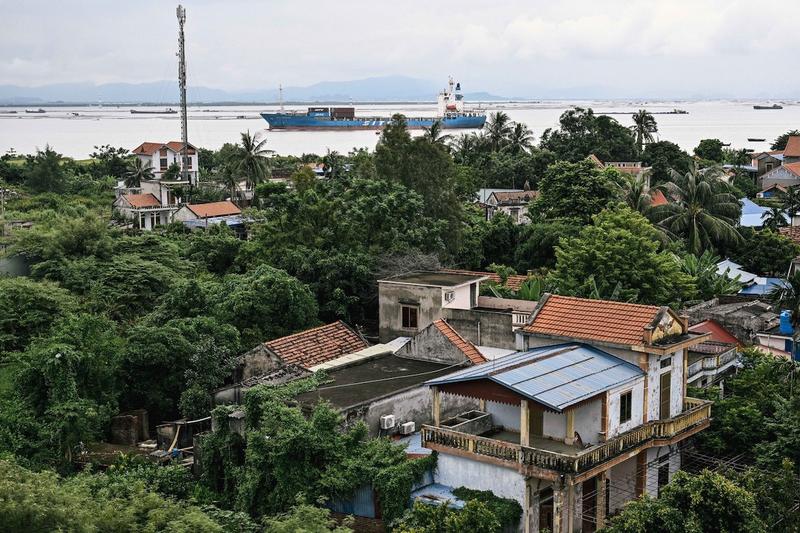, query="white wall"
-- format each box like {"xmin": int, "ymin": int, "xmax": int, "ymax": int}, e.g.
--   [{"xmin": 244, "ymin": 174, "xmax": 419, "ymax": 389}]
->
[
  {"xmin": 607, "ymin": 379, "xmax": 645, "ymax": 438},
  {"xmin": 486, "ymin": 400, "xmax": 520, "ymax": 431},
  {"xmin": 442, "ymin": 283, "xmax": 473, "ymax": 310},
  {"xmin": 608, "ymin": 455, "xmax": 638, "ymax": 513},
  {"xmin": 543, "ymin": 410, "xmax": 566, "ymax": 440},
  {"xmin": 435, "ymin": 453, "xmax": 527, "ymax": 505},
  {"xmin": 572, "ymin": 398, "xmax": 602, "ymax": 445},
  {"xmin": 644, "ymin": 445, "xmax": 680, "ymax": 497}
]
